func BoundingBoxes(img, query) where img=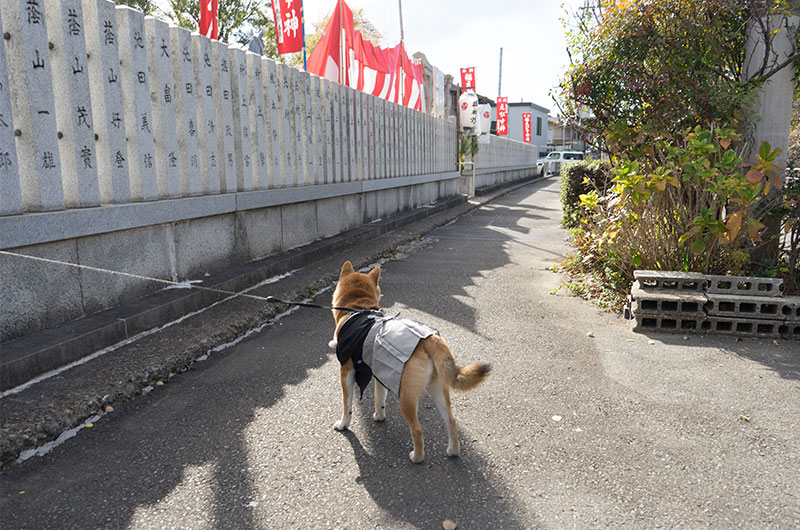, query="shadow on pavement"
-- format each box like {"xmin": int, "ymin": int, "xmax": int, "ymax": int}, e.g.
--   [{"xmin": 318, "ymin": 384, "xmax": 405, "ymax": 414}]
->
[{"xmin": 342, "ymin": 391, "xmax": 532, "ymax": 529}]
